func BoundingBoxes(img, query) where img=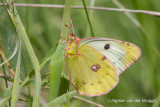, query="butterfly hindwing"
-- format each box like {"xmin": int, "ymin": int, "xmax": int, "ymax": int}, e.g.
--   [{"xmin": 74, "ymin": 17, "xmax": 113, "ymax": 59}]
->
[
  {"xmin": 80, "ymin": 38, "xmax": 141, "ymax": 75},
  {"xmin": 67, "ymin": 43, "xmax": 119, "ymax": 96}
]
